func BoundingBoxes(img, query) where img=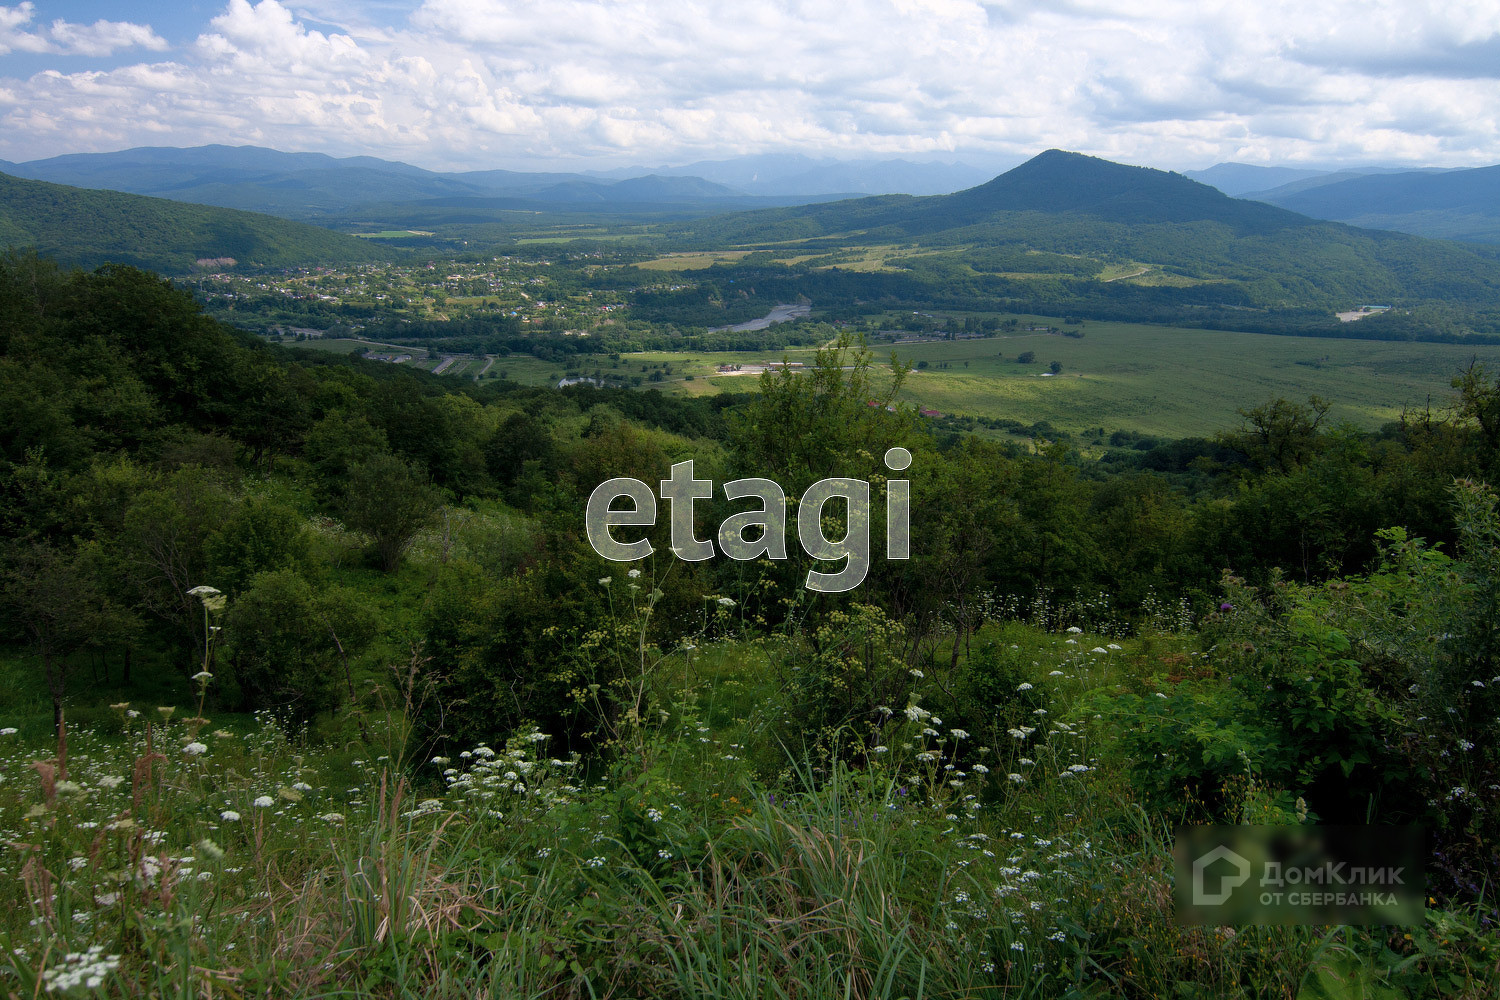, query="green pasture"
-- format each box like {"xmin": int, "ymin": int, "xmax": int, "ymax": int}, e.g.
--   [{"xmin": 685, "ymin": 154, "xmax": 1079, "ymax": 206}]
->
[
  {"xmin": 610, "ymin": 321, "xmax": 1500, "ymax": 437},
  {"xmin": 882, "ymin": 321, "xmax": 1500, "ymax": 436}
]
